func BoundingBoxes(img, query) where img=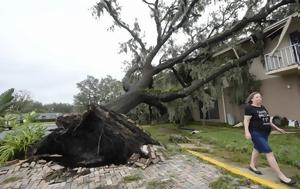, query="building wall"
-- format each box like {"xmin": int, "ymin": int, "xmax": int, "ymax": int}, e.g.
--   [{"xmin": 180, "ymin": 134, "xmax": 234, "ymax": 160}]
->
[
  {"xmin": 260, "ymin": 75, "xmax": 300, "ymax": 120},
  {"xmin": 218, "ymin": 74, "xmax": 300, "ymax": 123},
  {"xmin": 250, "ymin": 17, "xmax": 300, "ymax": 120}
]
